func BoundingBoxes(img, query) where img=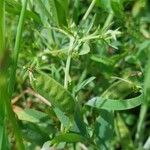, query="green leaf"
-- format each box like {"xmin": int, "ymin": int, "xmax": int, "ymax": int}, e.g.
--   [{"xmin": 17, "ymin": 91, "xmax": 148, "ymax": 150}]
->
[
  {"xmin": 144, "ymin": 50, "xmax": 150, "ymax": 104},
  {"xmin": 15, "ymin": 108, "xmax": 48, "ymax": 123},
  {"xmin": 56, "ymin": 0, "xmax": 68, "ymax": 14},
  {"xmin": 48, "ymin": 49, "xmax": 68, "ymax": 60},
  {"xmin": 36, "ymin": 0, "xmax": 58, "ymax": 25},
  {"xmin": 74, "ymin": 104, "xmax": 88, "ymax": 137},
  {"xmin": 22, "ymin": 122, "xmax": 50, "ymax": 145},
  {"xmin": 36, "ymin": 0, "xmax": 68, "ymax": 26},
  {"xmin": 79, "ymin": 42, "xmax": 90, "ymax": 55},
  {"xmin": 94, "ymin": 110, "xmax": 114, "ymax": 148},
  {"xmin": 111, "ymin": 0, "xmax": 124, "ymax": 19},
  {"xmin": 72, "ymin": 0, "xmax": 80, "ymax": 23},
  {"xmin": 96, "ymin": 0, "xmax": 112, "ymax": 12},
  {"xmin": 115, "ymin": 114, "xmax": 135, "ymax": 149},
  {"xmin": 0, "ymin": 125, "xmax": 4, "ymax": 150},
  {"xmin": 74, "ymin": 76, "xmax": 95, "ymax": 94},
  {"xmin": 41, "ymin": 141, "xmax": 51, "ymax": 150},
  {"xmin": 0, "ymin": 125, "xmax": 9, "ymax": 150},
  {"xmin": 31, "ymin": 70, "xmax": 75, "ymax": 114},
  {"xmin": 90, "ymin": 54, "xmax": 113, "ymax": 66},
  {"xmin": 54, "ymin": 0, "xmax": 68, "ymax": 25},
  {"xmin": 102, "ymin": 80, "xmax": 138, "ymax": 99},
  {"xmin": 95, "ymin": 110, "xmax": 114, "ymax": 140},
  {"xmin": 53, "ymin": 108, "xmax": 71, "ymax": 129},
  {"xmin": 48, "ymin": 0, "xmax": 59, "ymax": 25},
  {"xmin": 6, "ymin": 0, "xmax": 41, "ymax": 23},
  {"xmin": 86, "ymin": 93, "xmax": 143, "ymax": 110},
  {"xmin": 52, "ymin": 133, "xmax": 85, "ymax": 143}
]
